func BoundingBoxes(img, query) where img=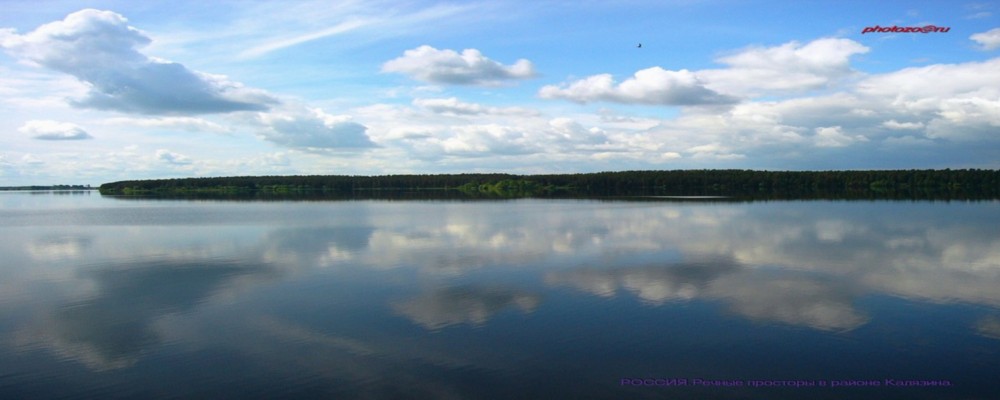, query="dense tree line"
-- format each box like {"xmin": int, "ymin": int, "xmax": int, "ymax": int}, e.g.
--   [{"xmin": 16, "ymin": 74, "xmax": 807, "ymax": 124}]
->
[
  {"xmin": 98, "ymin": 169, "xmax": 1000, "ymax": 199},
  {"xmin": 0, "ymin": 185, "xmax": 93, "ymax": 191}
]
